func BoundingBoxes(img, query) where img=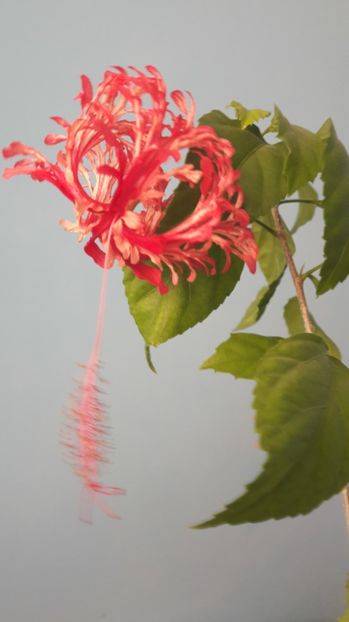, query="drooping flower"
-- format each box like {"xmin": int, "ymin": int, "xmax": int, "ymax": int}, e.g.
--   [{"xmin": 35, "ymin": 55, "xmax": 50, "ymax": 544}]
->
[
  {"xmin": 3, "ymin": 66, "xmax": 257, "ymax": 519},
  {"xmin": 3, "ymin": 65, "xmax": 257, "ymax": 291}
]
